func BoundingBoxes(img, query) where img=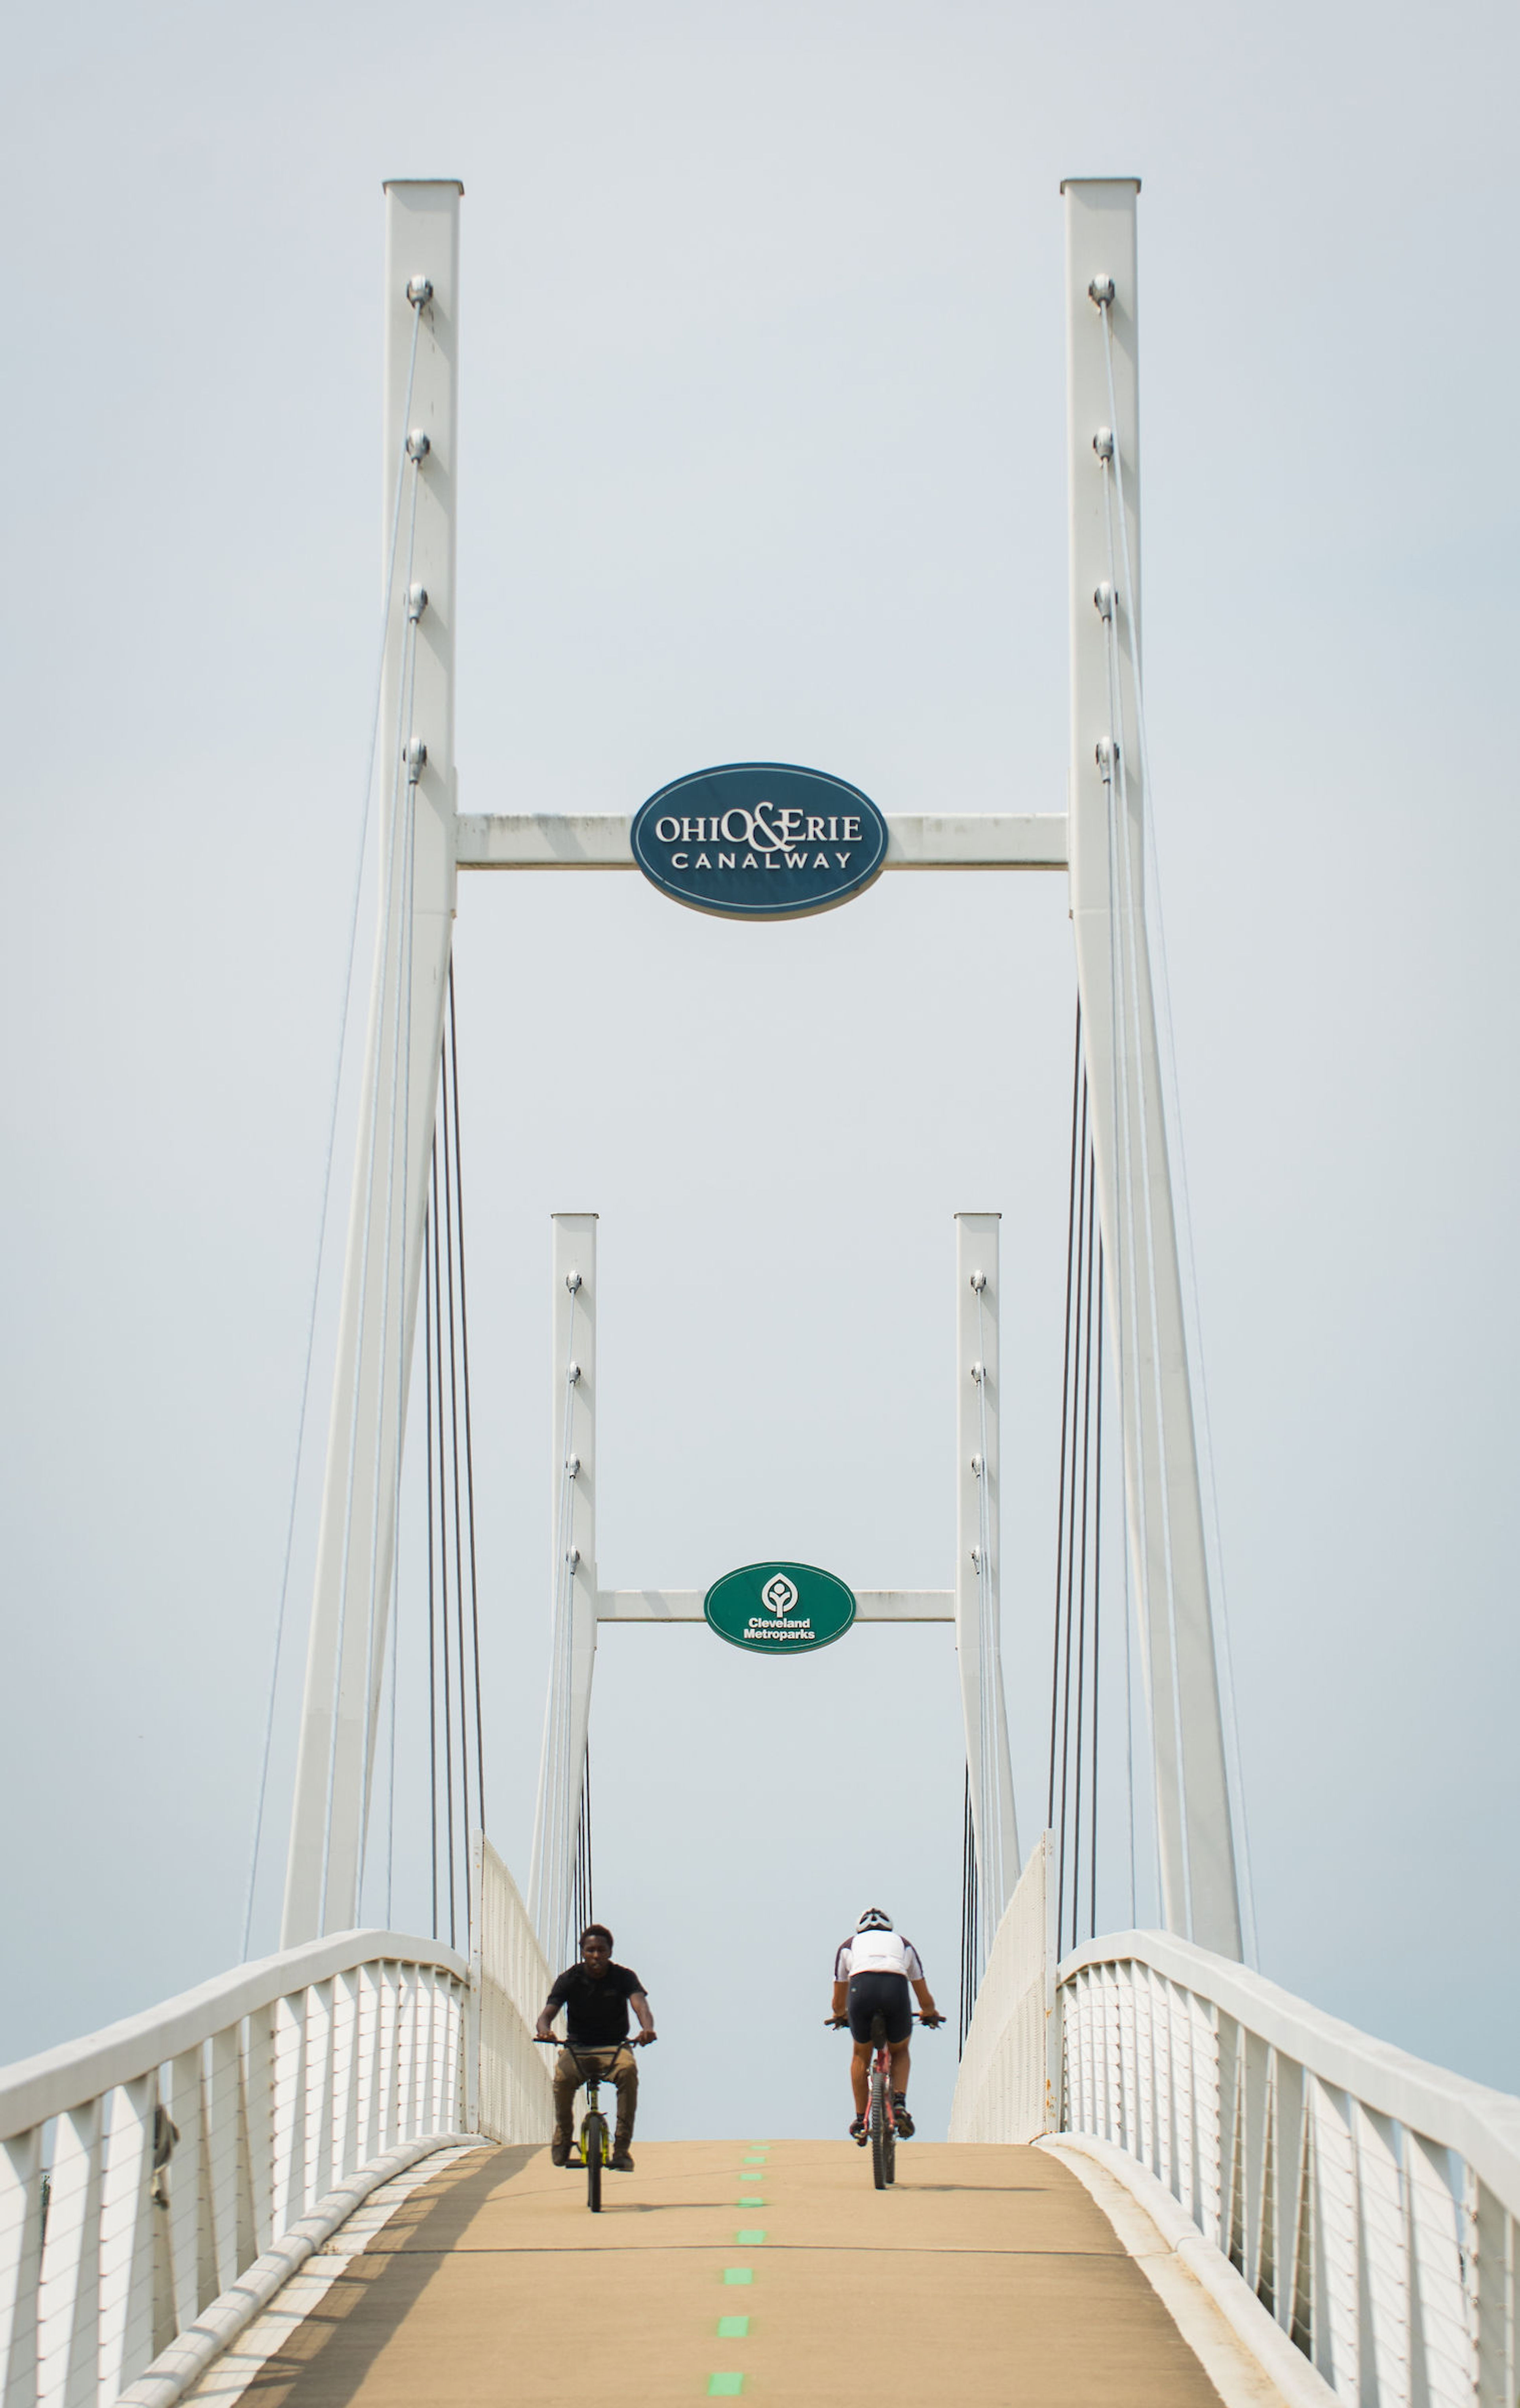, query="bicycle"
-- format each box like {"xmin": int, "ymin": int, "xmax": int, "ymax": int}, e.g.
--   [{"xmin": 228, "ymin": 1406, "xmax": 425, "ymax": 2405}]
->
[
  {"xmin": 534, "ymin": 2033, "xmax": 652, "ymax": 2212},
  {"xmin": 827, "ymin": 2010, "xmax": 941, "ymax": 2191}
]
